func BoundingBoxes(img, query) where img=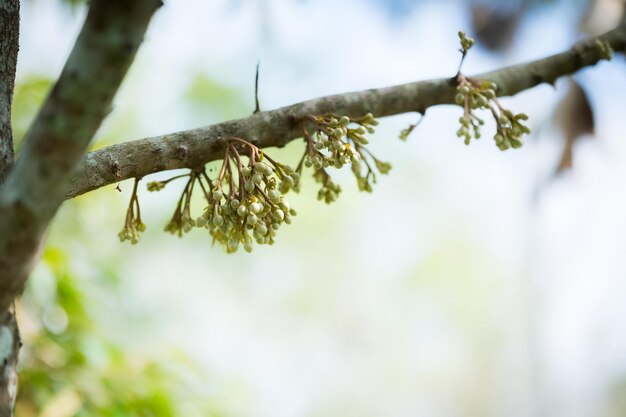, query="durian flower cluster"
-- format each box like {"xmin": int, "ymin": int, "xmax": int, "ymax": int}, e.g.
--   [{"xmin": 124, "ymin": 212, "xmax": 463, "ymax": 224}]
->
[
  {"xmin": 455, "ymin": 76, "xmax": 530, "ymax": 150},
  {"xmin": 454, "ymin": 30, "xmax": 530, "ymax": 151},
  {"xmin": 119, "ymin": 112, "xmax": 389, "ymax": 252},
  {"xmin": 118, "ymin": 178, "xmax": 146, "ymax": 244},
  {"xmin": 197, "ymin": 140, "xmax": 297, "ymax": 253},
  {"xmin": 142, "ymin": 138, "xmax": 297, "ymax": 253},
  {"xmin": 298, "ymin": 113, "xmax": 390, "ymax": 203}
]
